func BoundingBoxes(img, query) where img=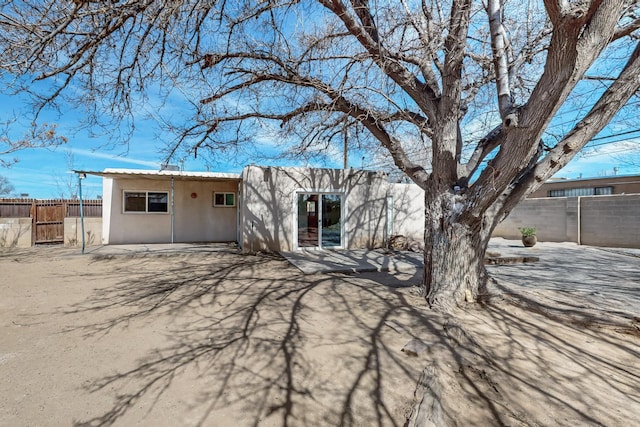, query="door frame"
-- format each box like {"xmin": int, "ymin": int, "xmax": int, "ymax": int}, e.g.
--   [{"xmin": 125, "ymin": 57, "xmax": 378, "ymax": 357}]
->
[{"xmin": 293, "ymin": 190, "xmax": 346, "ymax": 250}]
